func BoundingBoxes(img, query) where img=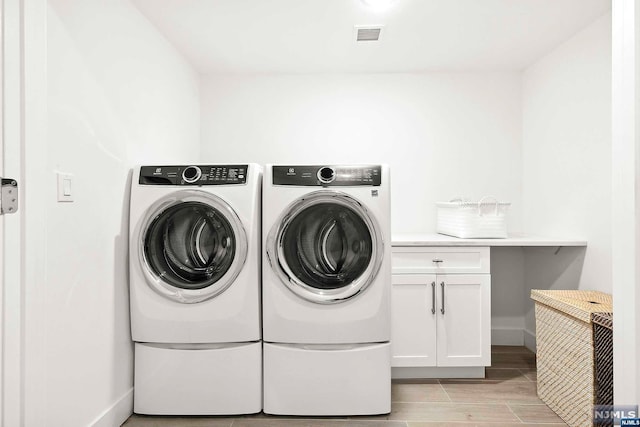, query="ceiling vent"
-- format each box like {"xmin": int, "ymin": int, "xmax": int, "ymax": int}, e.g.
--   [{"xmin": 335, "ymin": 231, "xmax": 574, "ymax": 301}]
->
[{"xmin": 355, "ymin": 26, "xmax": 383, "ymax": 42}]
